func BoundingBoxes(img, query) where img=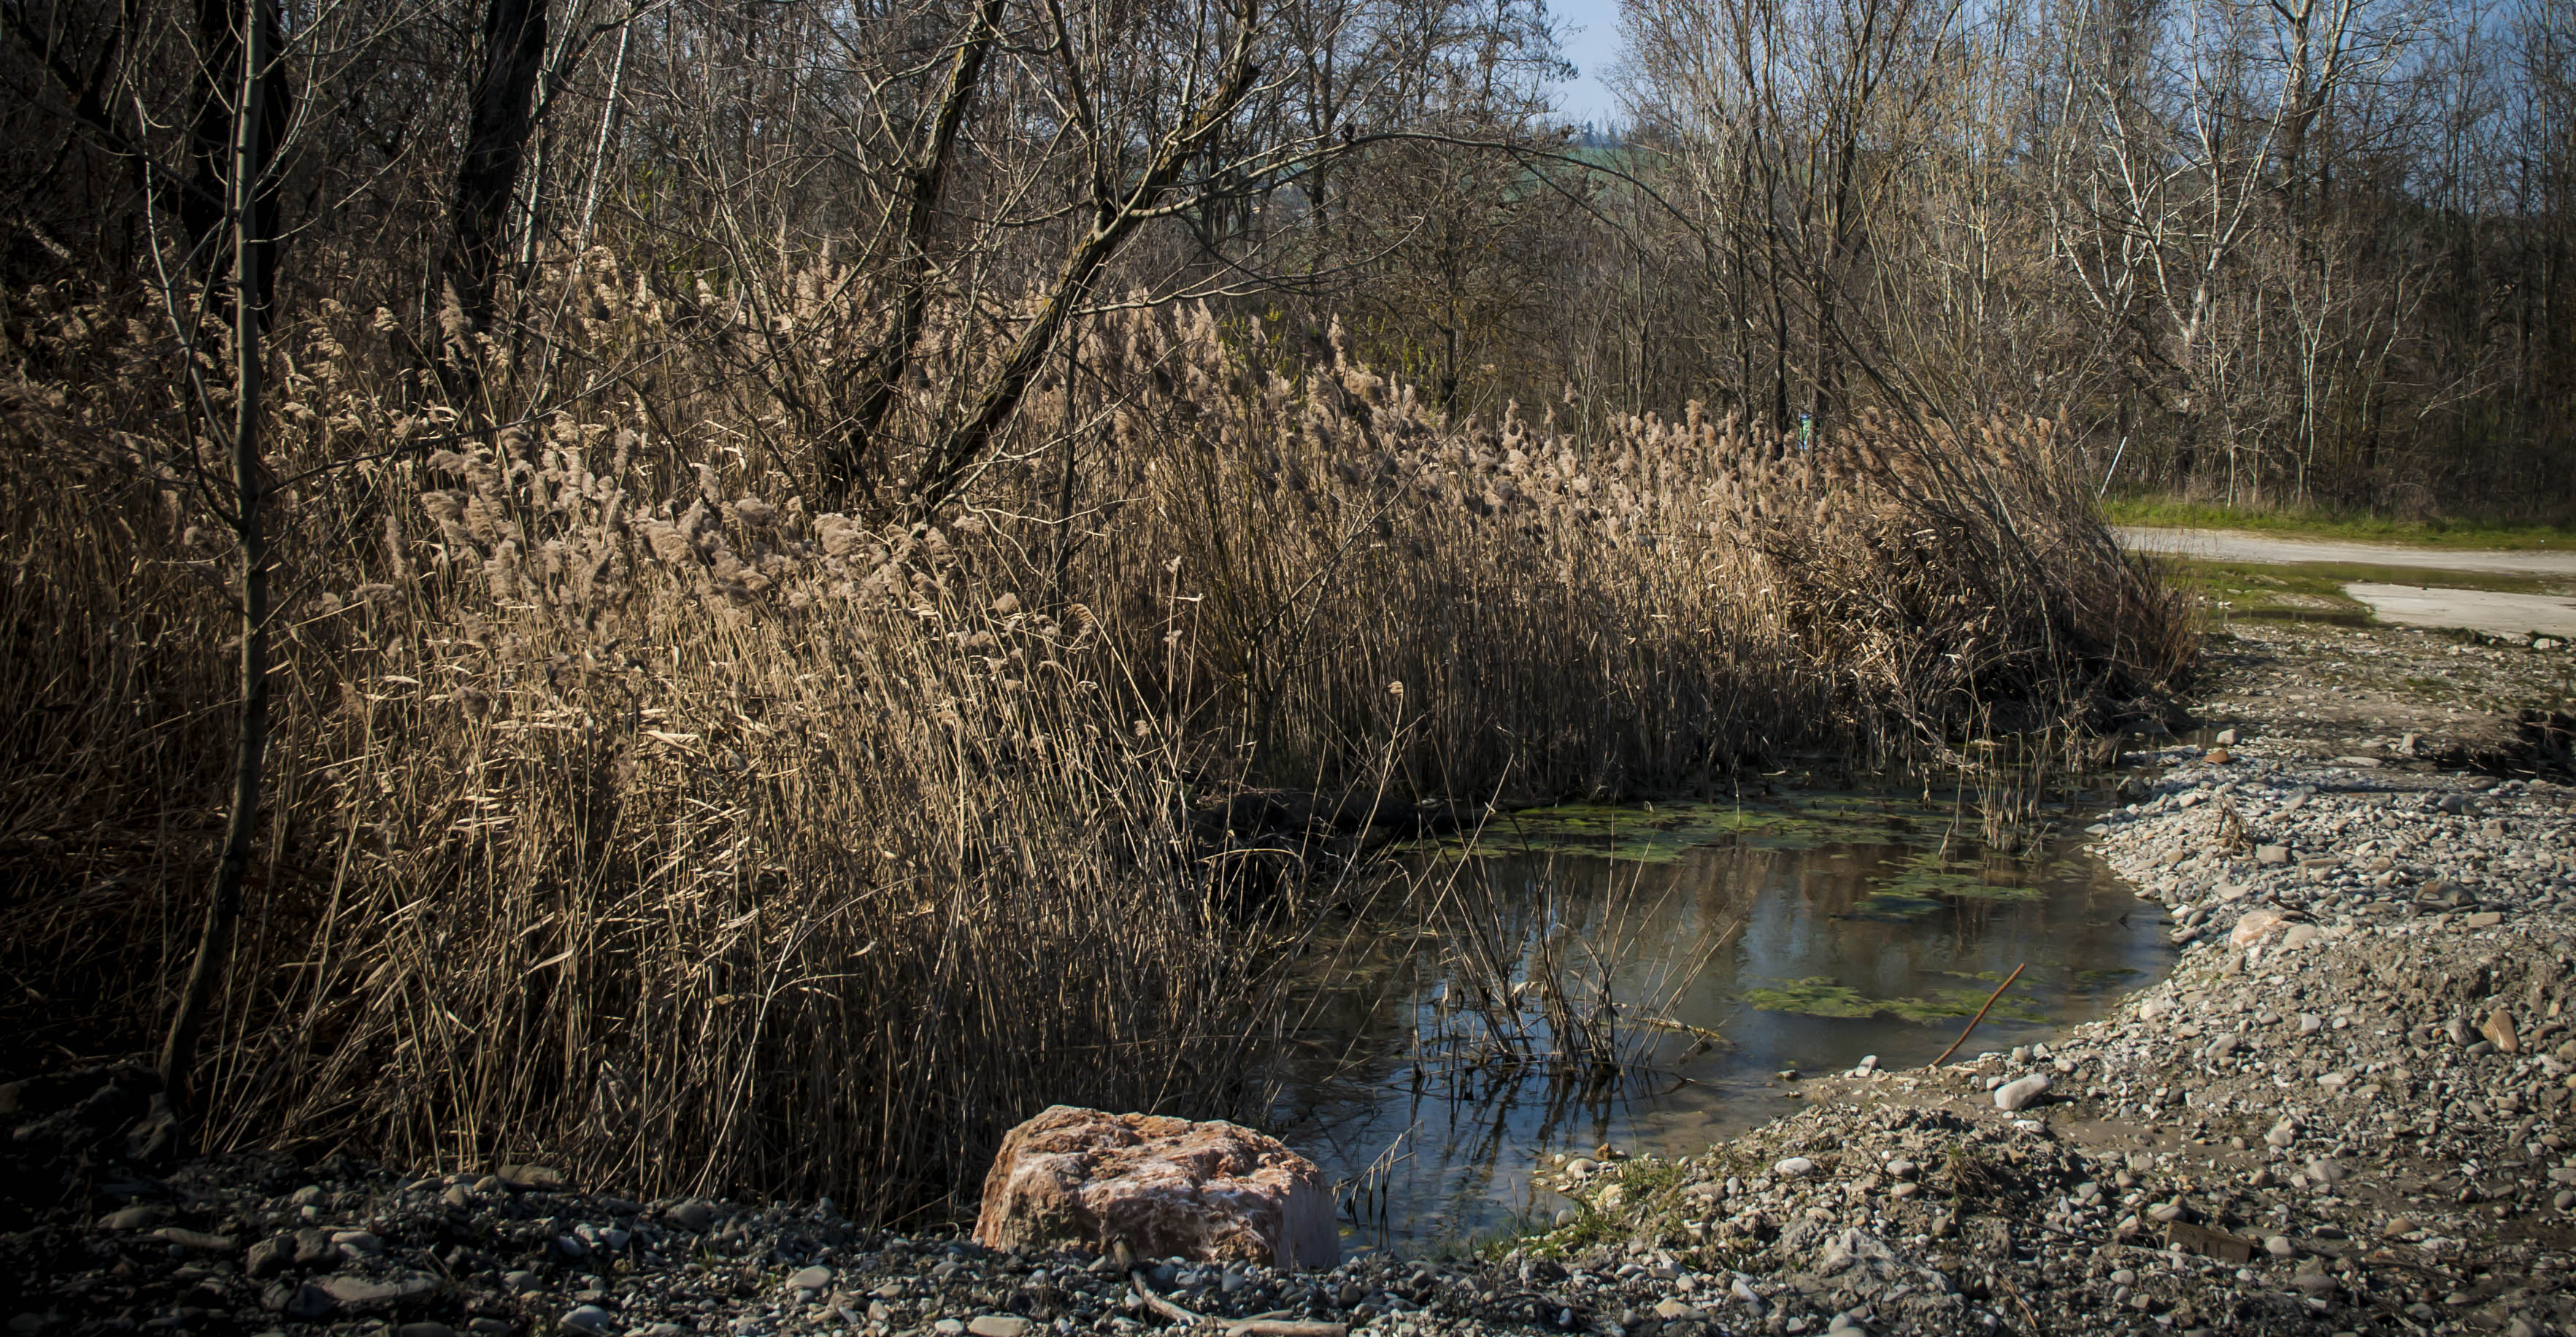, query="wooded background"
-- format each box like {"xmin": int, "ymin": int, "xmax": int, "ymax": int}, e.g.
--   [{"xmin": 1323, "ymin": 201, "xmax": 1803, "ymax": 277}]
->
[
  {"xmin": 1, "ymin": 0, "xmax": 2217, "ymax": 1201},
  {"xmin": 4, "ymin": 0, "xmax": 2569, "ymax": 520}
]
